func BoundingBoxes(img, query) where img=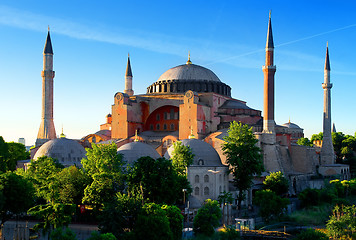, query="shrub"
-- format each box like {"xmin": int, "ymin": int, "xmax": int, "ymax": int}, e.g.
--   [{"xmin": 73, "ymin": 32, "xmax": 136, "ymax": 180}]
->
[
  {"xmin": 254, "ymin": 189, "xmax": 289, "ymax": 222},
  {"xmin": 295, "ymin": 228, "xmax": 328, "ymax": 240}
]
